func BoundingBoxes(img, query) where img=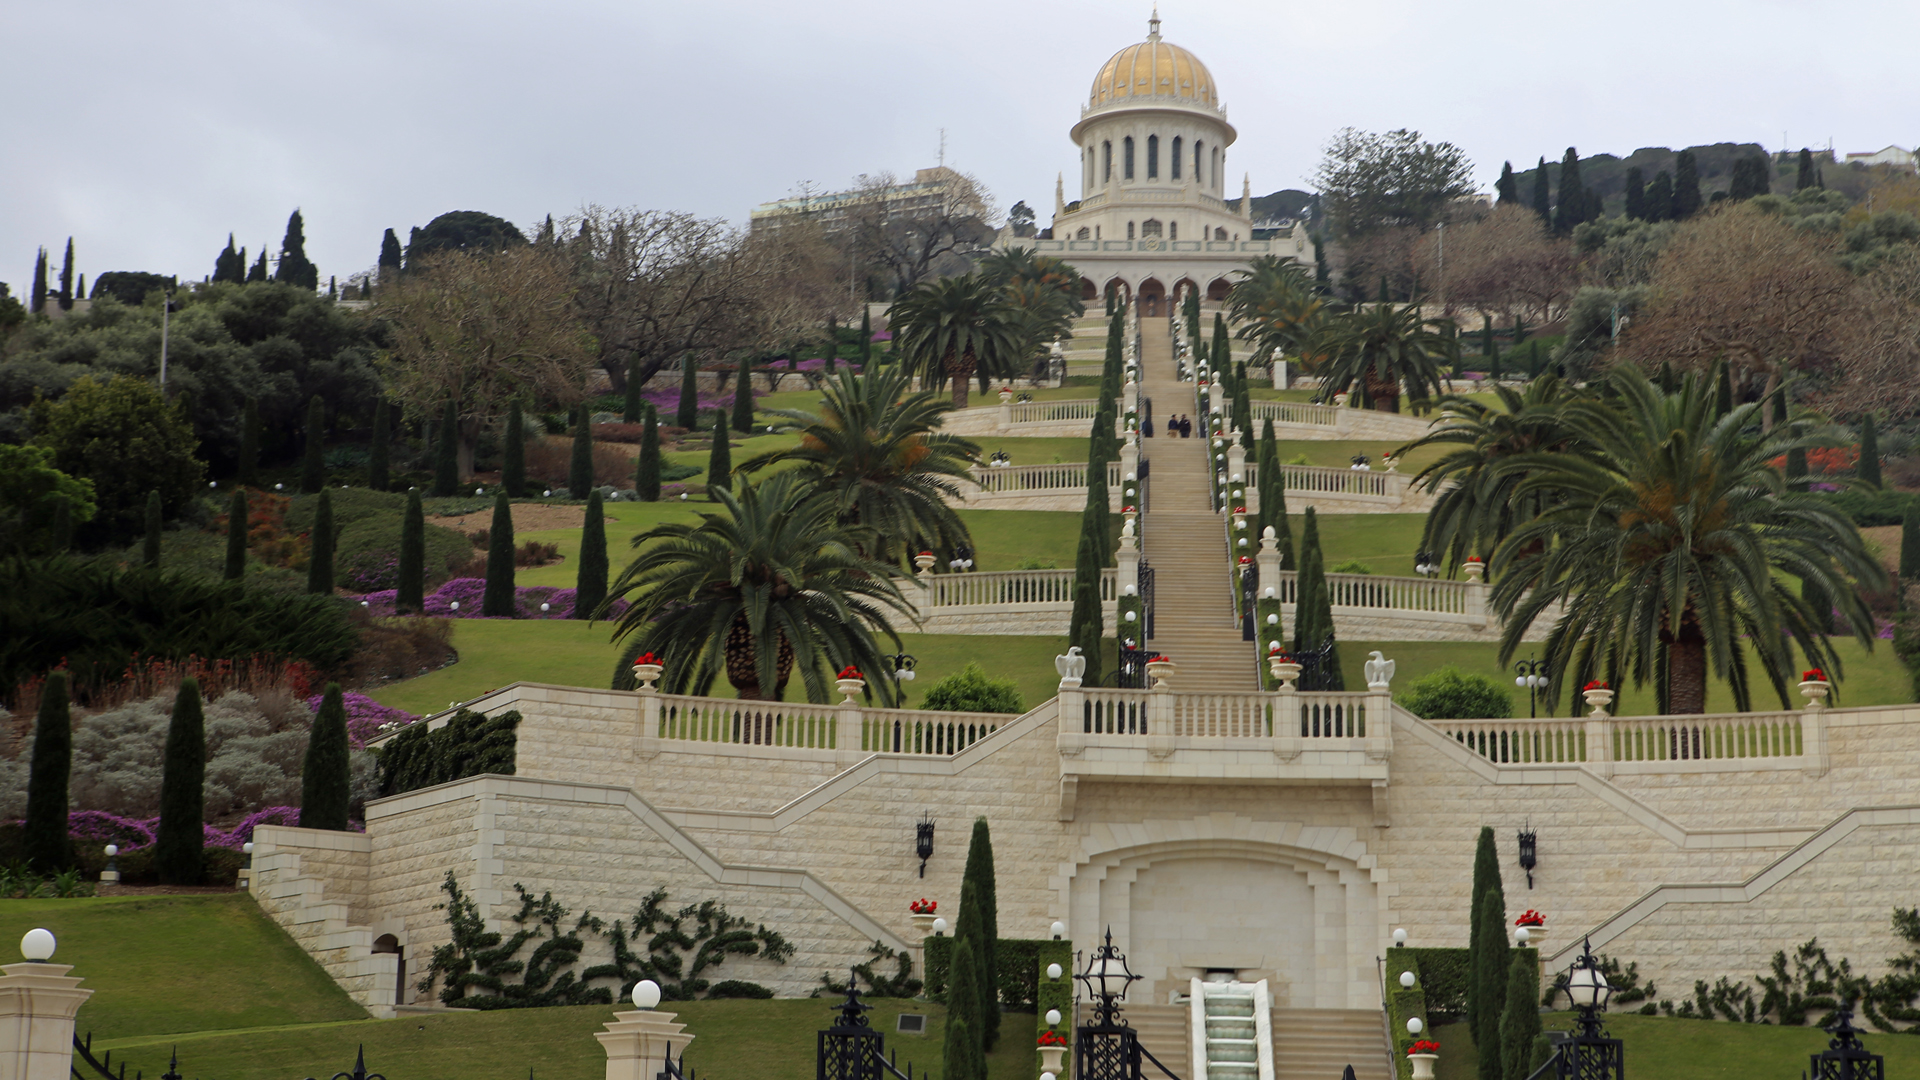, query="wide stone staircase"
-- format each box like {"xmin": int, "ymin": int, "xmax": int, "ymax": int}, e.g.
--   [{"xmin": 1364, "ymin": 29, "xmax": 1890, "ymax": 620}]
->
[
  {"xmin": 1271, "ymin": 1008, "xmax": 1394, "ymax": 1080},
  {"xmin": 1136, "ymin": 318, "xmax": 1261, "ymax": 691},
  {"xmin": 1123, "ymin": 1003, "xmax": 1192, "ymax": 1077}
]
